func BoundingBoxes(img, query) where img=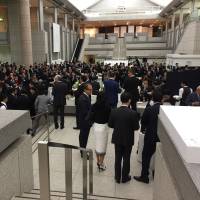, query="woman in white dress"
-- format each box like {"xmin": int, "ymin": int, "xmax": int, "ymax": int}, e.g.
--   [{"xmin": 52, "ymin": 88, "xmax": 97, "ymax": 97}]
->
[{"xmin": 91, "ymin": 91, "xmax": 111, "ymax": 171}]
